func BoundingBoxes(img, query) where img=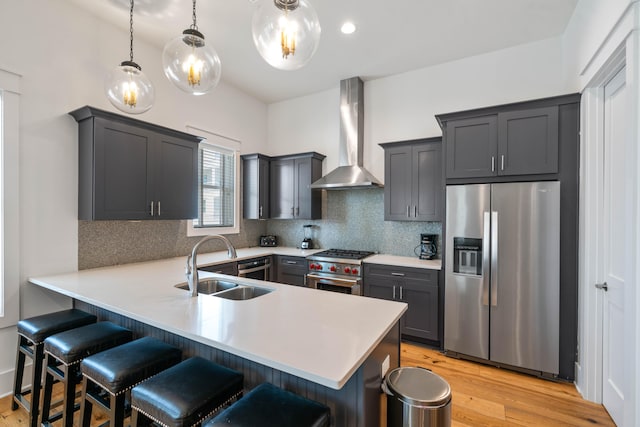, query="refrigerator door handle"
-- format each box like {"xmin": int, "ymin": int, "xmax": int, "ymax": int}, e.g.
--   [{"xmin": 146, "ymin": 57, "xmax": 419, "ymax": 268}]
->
[
  {"xmin": 482, "ymin": 212, "xmax": 491, "ymax": 306},
  {"xmin": 491, "ymin": 211, "xmax": 499, "ymax": 306}
]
